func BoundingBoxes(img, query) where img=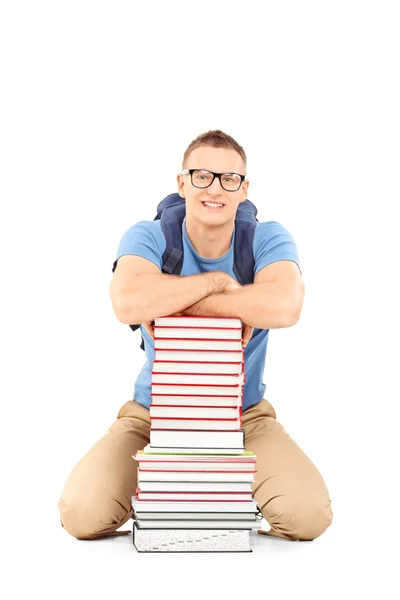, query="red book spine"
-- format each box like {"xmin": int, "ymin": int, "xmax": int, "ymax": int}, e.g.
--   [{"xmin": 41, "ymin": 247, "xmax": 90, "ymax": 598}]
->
[
  {"xmin": 153, "ymin": 360, "xmax": 244, "ymax": 365},
  {"xmin": 138, "ymin": 469, "xmax": 257, "ymax": 473},
  {"xmin": 154, "ymin": 326, "xmax": 242, "ymax": 330},
  {"xmin": 153, "ymin": 337, "xmax": 242, "ymax": 342},
  {"xmin": 154, "ymin": 348, "xmax": 244, "ymax": 353}
]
